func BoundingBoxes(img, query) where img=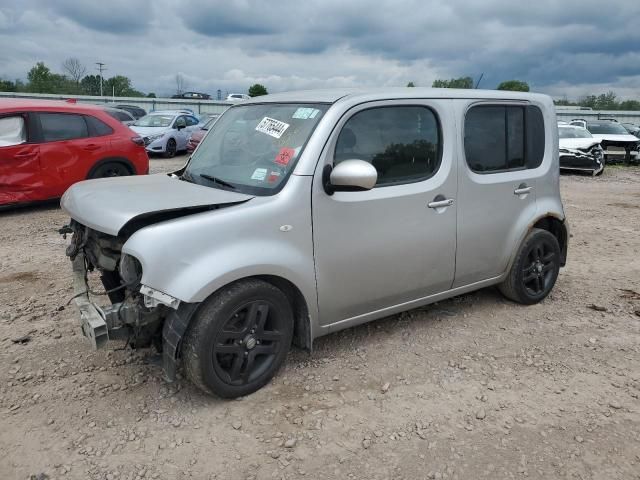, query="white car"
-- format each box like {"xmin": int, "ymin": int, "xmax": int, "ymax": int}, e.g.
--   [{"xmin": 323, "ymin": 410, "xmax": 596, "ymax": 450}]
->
[
  {"xmin": 558, "ymin": 125, "xmax": 604, "ymax": 175},
  {"xmin": 570, "ymin": 119, "xmax": 640, "ymax": 163},
  {"xmin": 130, "ymin": 112, "xmax": 200, "ymax": 157},
  {"xmin": 226, "ymin": 93, "xmax": 250, "ymax": 102}
]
